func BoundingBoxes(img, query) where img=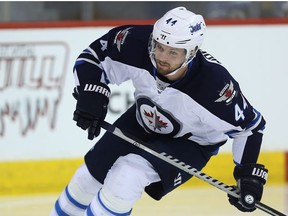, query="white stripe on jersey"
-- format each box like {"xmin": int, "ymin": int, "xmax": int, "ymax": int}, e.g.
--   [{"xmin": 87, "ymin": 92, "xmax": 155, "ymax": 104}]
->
[{"xmin": 232, "ymin": 136, "xmax": 248, "ymax": 164}]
